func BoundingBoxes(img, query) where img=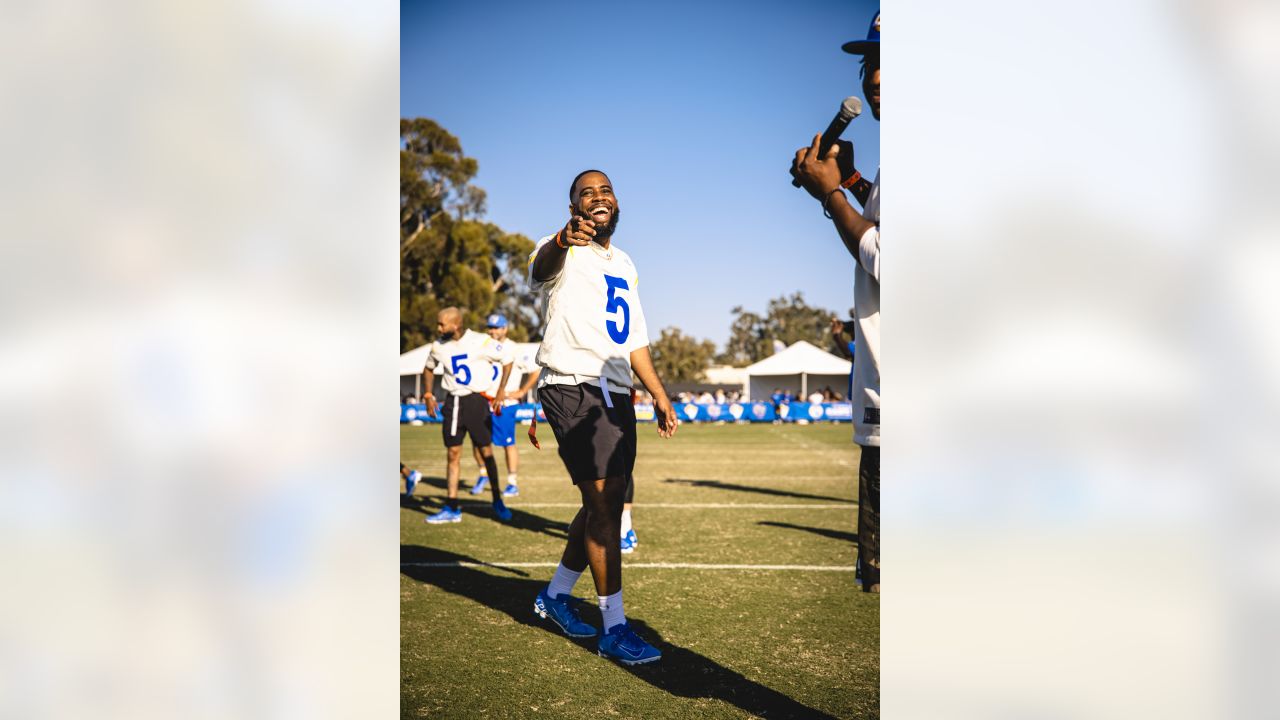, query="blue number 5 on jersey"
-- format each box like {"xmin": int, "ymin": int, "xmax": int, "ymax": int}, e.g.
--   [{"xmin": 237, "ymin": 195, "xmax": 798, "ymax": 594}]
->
[
  {"xmin": 450, "ymin": 353, "xmax": 471, "ymax": 385},
  {"xmin": 603, "ymin": 274, "xmax": 630, "ymax": 344}
]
